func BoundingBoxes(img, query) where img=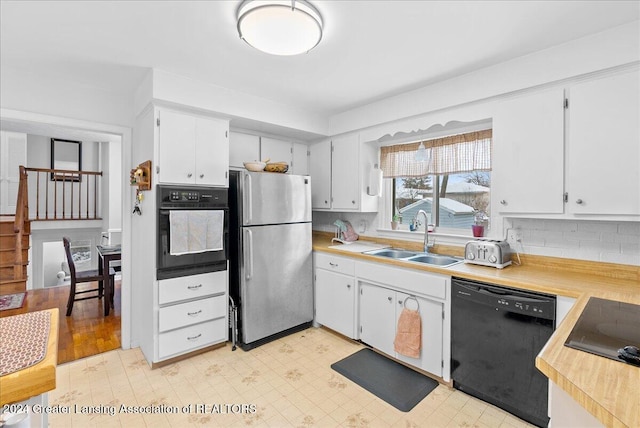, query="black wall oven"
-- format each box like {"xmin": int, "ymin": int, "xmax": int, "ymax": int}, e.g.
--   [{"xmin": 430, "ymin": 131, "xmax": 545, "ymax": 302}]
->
[{"xmin": 157, "ymin": 185, "xmax": 228, "ymax": 280}]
